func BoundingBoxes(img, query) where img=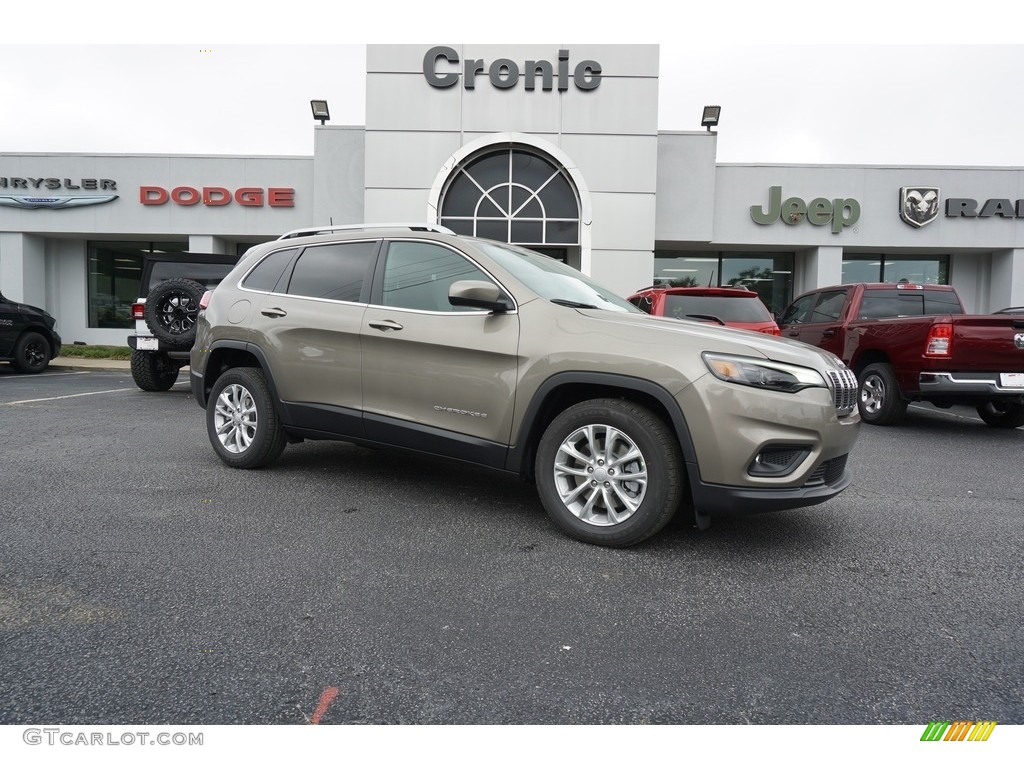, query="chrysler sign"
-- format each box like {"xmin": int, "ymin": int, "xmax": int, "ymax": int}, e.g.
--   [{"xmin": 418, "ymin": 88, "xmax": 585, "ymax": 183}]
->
[{"xmin": 0, "ymin": 176, "xmax": 119, "ymax": 210}]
